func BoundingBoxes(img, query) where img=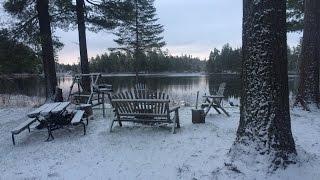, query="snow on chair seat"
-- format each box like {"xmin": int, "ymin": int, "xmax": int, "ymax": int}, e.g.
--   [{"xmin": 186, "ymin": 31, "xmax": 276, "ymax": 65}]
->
[
  {"xmin": 11, "ymin": 118, "xmax": 37, "ymax": 145},
  {"xmin": 71, "ymin": 110, "xmax": 86, "ymax": 135}
]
